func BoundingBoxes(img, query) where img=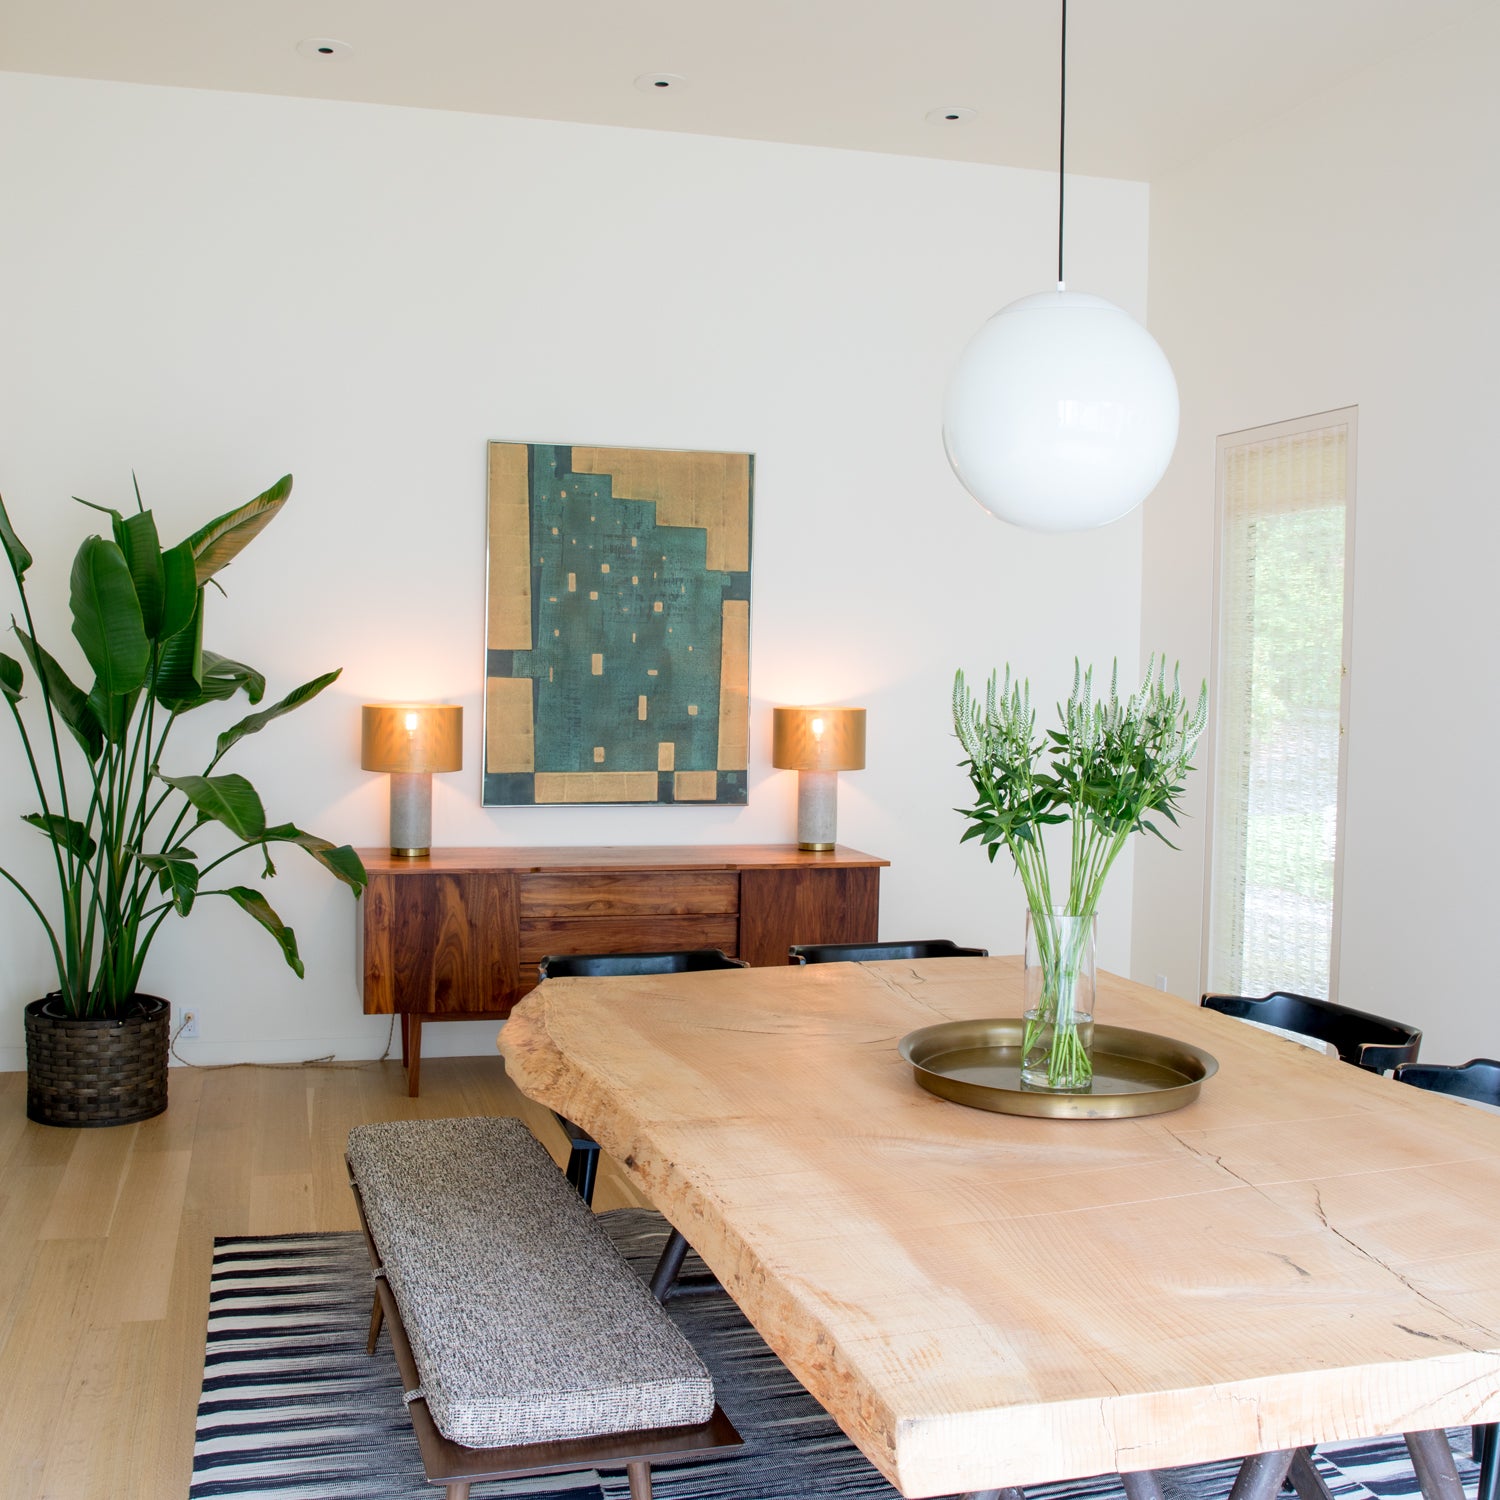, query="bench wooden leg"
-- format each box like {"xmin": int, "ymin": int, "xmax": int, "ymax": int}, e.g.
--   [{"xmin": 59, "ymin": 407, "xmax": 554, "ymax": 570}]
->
[
  {"xmin": 627, "ymin": 1460, "xmax": 652, "ymax": 1499},
  {"xmin": 446, "ymin": 1484, "xmax": 469, "ymax": 1500},
  {"xmin": 366, "ymin": 1287, "xmax": 384, "ymax": 1354}
]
